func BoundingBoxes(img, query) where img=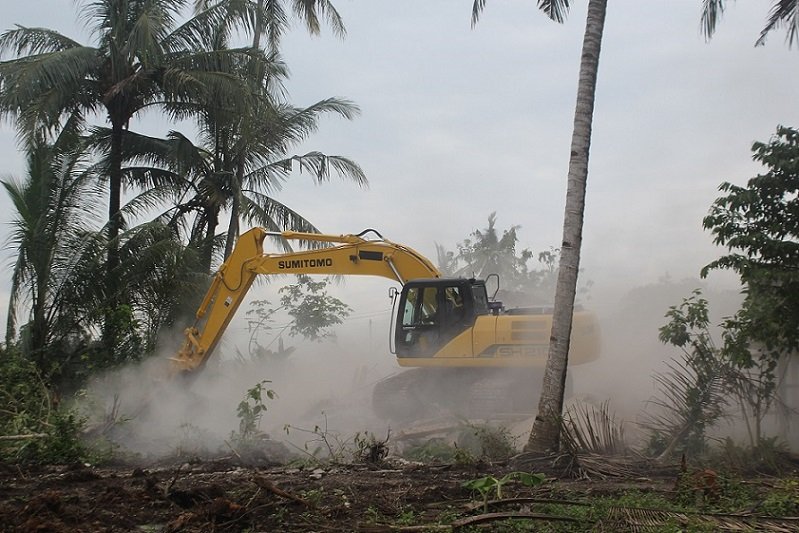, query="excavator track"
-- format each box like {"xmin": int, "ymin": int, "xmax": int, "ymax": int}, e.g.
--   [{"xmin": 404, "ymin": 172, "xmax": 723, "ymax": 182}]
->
[{"xmin": 372, "ymin": 368, "xmax": 550, "ymax": 423}]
